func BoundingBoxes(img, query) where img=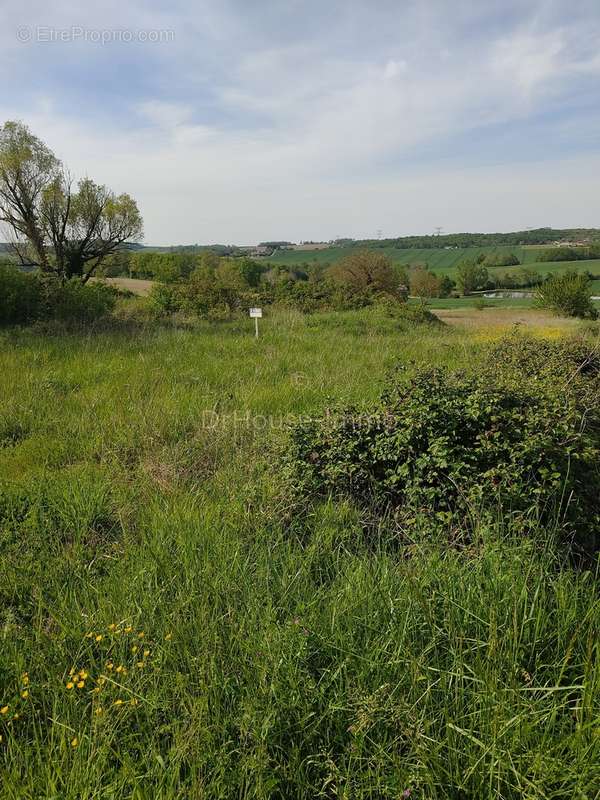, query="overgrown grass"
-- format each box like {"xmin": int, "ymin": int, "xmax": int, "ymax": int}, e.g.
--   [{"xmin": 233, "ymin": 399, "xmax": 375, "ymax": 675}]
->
[{"xmin": 0, "ymin": 309, "xmax": 598, "ymax": 798}]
